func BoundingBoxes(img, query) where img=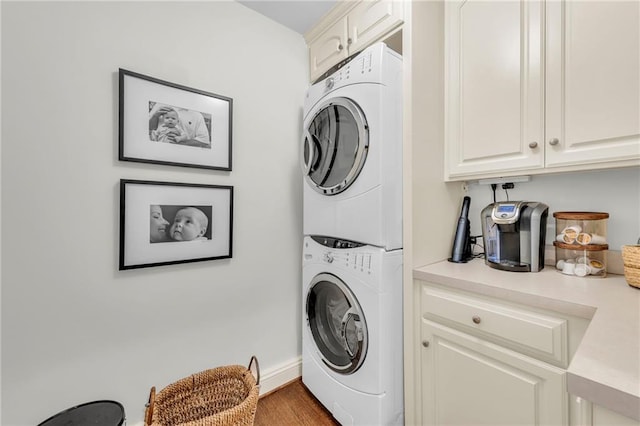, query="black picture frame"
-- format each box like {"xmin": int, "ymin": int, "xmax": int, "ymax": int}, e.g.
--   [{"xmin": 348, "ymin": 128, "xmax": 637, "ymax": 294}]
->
[
  {"xmin": 119, "ymin": 179, "xmax": 233, "ymax": 270},
  {"xmin": 119, "ymin": 69, "xmax": 232, "ymax": 171}
]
